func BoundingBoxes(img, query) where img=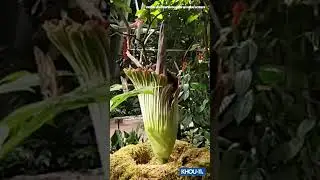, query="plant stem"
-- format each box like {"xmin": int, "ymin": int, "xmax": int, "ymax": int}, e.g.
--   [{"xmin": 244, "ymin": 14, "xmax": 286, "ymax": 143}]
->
[{"xmin": 88, "ymin": 100, "xmax": 110, "ymax": 180}]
